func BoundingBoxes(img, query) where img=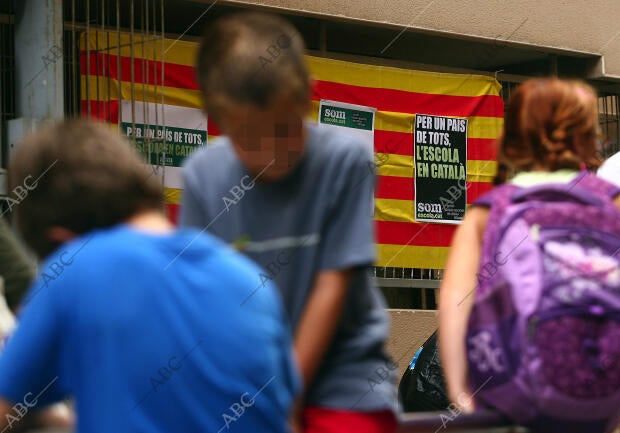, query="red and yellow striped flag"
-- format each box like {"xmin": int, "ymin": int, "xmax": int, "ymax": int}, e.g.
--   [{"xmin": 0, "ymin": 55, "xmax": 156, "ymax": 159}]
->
[{"xmin": 80, "ymin": 31, "xmax": 503, "ymax": 269}]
